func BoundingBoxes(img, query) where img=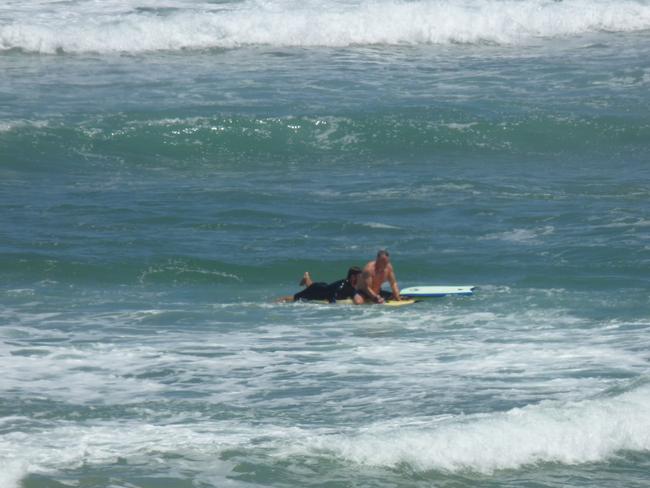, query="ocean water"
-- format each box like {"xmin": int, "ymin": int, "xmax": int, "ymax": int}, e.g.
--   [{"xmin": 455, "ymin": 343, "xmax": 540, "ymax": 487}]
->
[{"xmin": 2, "ymin": 0, "xmax": 650, "ymax": 487}]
